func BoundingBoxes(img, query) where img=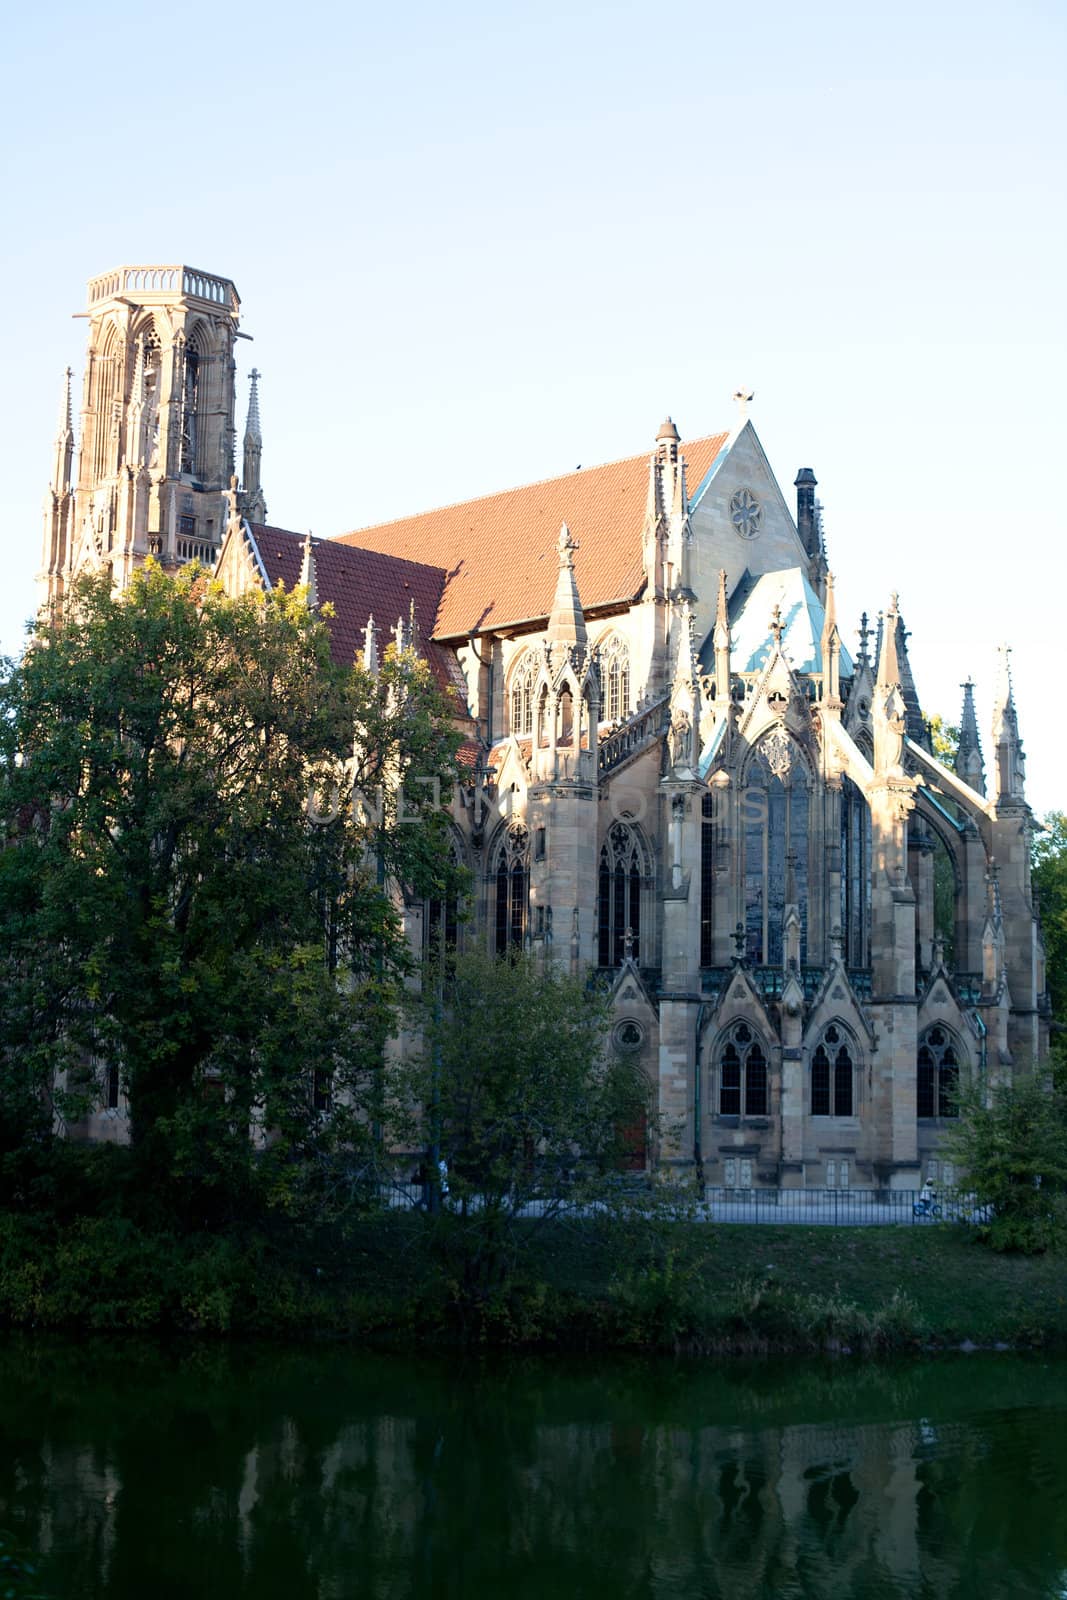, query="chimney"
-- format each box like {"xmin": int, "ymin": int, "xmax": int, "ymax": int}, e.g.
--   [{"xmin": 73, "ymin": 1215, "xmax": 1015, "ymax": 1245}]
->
[{"xmin": 794, "ymin": 468, "xmax": 818, "ymax": 558}]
